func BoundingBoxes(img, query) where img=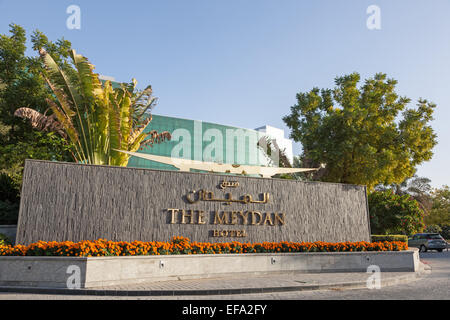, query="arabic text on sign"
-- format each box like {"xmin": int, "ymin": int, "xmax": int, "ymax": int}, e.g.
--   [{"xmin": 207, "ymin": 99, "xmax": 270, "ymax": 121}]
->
[
  {"xmin": 186, "ymin": 190, "xmax": 270, "ymax": 205},
  {"xmin": 219, "ymin": 180, "xmax": 240, "ymax": 189}
]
